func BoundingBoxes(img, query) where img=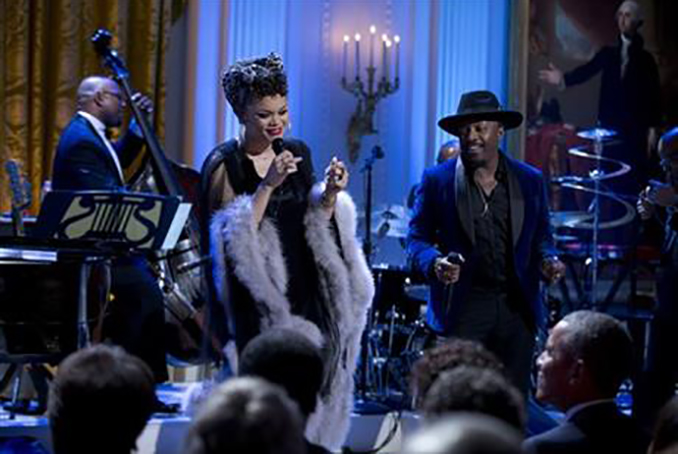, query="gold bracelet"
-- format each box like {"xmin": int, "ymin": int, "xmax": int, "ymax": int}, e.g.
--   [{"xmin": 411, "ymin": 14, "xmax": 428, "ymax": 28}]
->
[{"xmin": 321, "ymin": 191, "xmax": 337, "ymax": 208}]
